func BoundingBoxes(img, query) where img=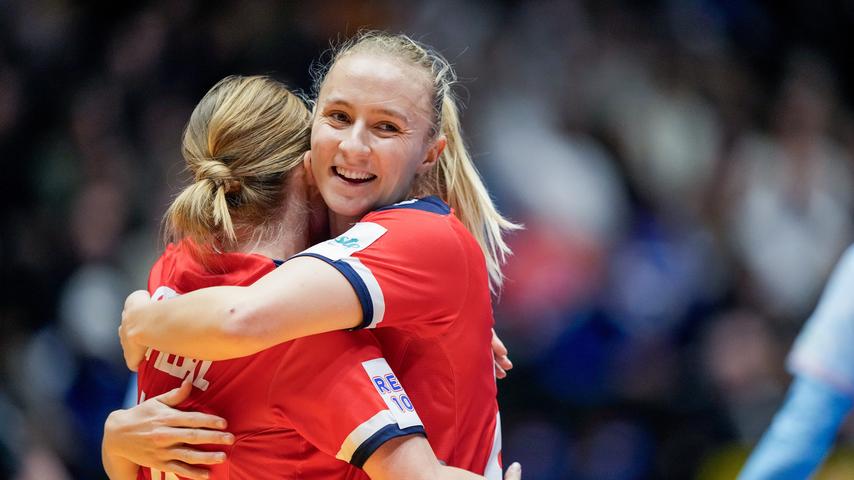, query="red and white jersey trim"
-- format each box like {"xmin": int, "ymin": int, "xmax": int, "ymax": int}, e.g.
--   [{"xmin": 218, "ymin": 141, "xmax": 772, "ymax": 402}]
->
[
  {"xmin": 344, "ymin": 256, "xmax": 386, "ymax": 328},
  {"xmin": 336, "ymin": 409, "xmax": 398, "ymax": 462},
  {"xmin": 483, "ymin": 412, "xmax": 503, "ymax": 480}
]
